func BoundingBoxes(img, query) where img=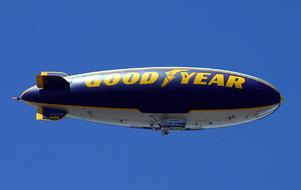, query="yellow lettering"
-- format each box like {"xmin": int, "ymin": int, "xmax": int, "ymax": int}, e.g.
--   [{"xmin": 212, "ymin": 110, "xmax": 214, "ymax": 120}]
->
[
  {"xmin": 194, "ymin": 72, "xmax": 211, "ymax": 85},
  {"xmin": 180, "ymin": 72, "xmax": 196, "ymax": 84},
  {"xmin": 140, "ymin": 72, "xmax": 159, "ymax": 84},
  {"xmin": 208, "ymin": 74, "xmax": 225, "ymax": 86},
  {"xmin": 123, "ymin": 72, "xmax": 140, "ymax": 85},
  {"xmin": 226, "ymin": 75, "xmax": 245, "ymax": 89},
  {"xmin": 86, "ymin": 78, "xmax": 101, "ymax": 87},
  {"xmin": 104, "ymin": 73, "xmax": 121, "ymax": 86}
]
